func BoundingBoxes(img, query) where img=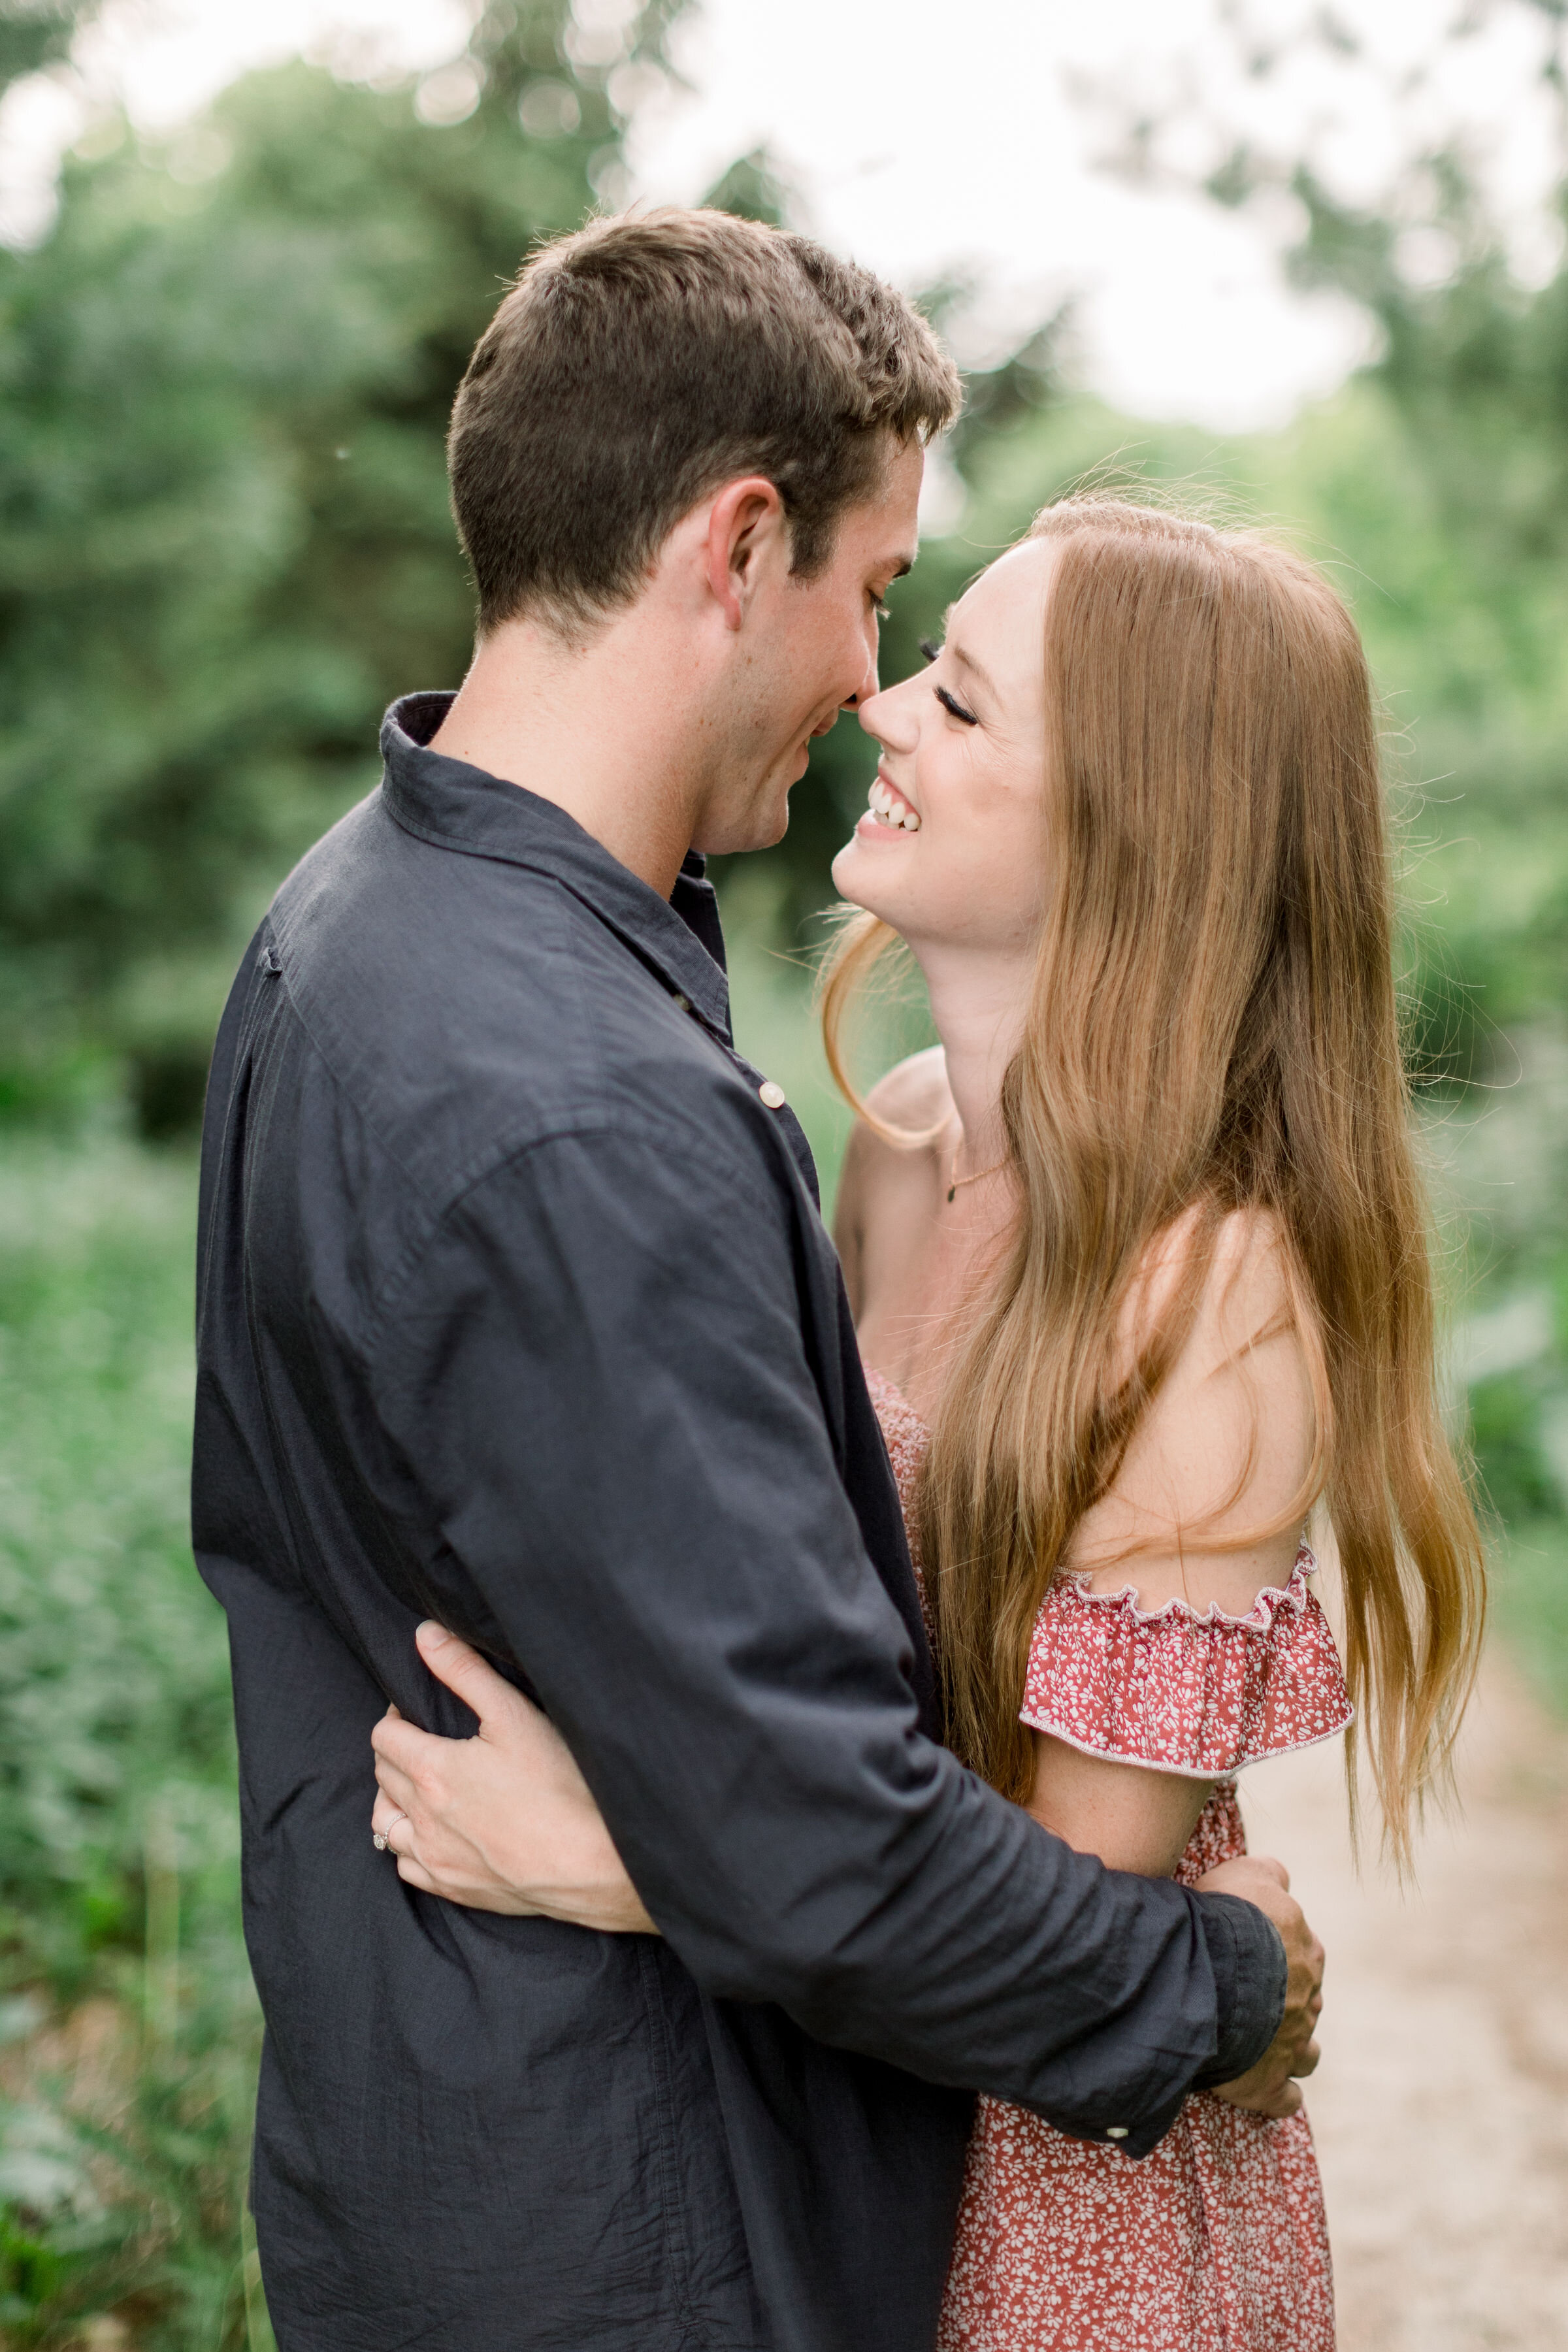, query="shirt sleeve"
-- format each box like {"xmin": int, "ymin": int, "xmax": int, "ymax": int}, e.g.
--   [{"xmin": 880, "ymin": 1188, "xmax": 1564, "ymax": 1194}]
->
[
  {"xmin": 367, "ymin": 1102, "xmax": 1286, "ymax": 2153},
  {"xmin": 1021, "ymin": 1552, "xmax": 1354, "ymax": 1779}
]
